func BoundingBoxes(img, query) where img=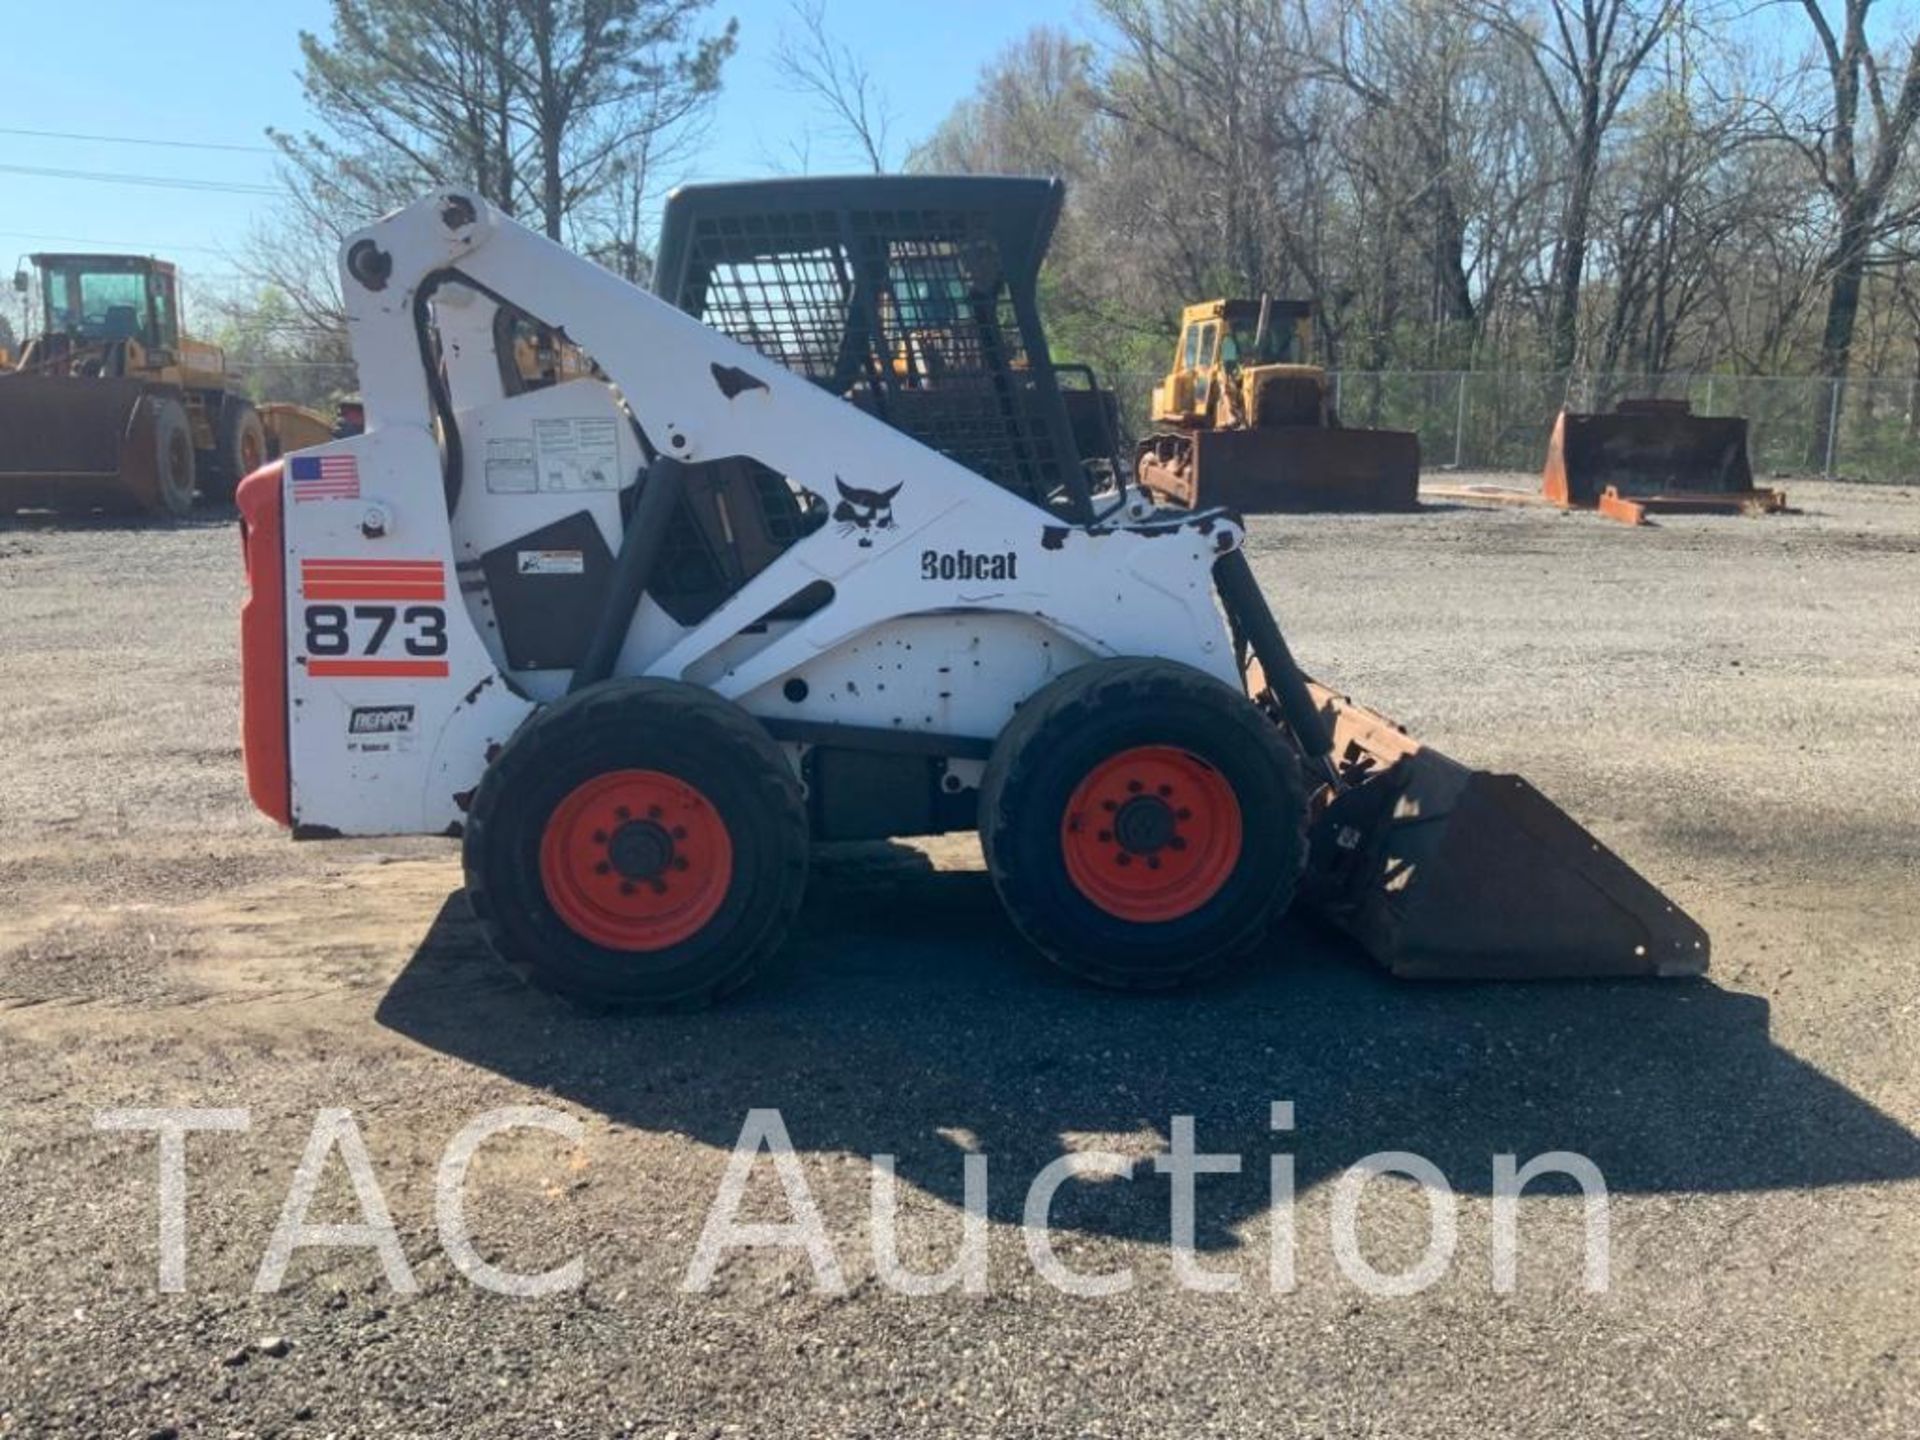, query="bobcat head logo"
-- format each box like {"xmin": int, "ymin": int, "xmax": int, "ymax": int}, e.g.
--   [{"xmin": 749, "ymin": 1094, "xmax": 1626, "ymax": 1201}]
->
[{"xmin": 833, "ymin": 478, "xmax": 901, "ymax": 547}]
